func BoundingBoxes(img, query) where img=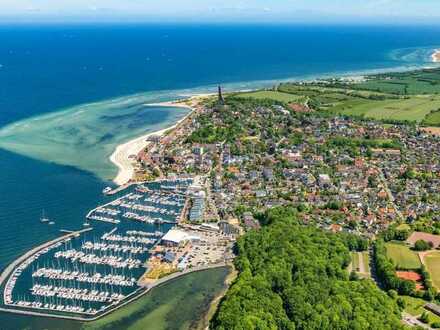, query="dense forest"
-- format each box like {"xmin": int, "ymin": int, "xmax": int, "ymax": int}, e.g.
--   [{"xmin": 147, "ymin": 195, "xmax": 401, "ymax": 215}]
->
[{"xmin": 211, "ymin": 207, "xmax": 403, "ymax": 330}]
